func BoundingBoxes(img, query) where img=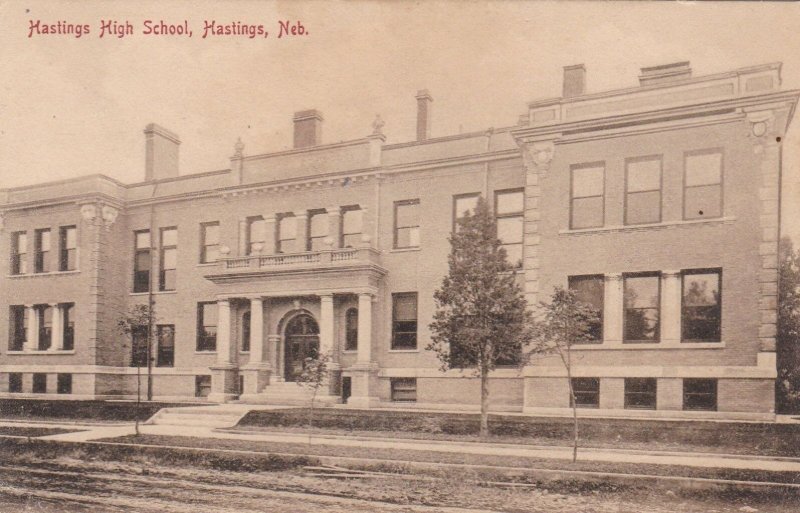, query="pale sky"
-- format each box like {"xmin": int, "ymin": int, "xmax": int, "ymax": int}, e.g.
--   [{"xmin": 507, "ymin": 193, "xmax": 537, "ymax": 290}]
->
[{"xmin": 1, "ymin": 1, "xmax": 799, "ymax": 239}]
